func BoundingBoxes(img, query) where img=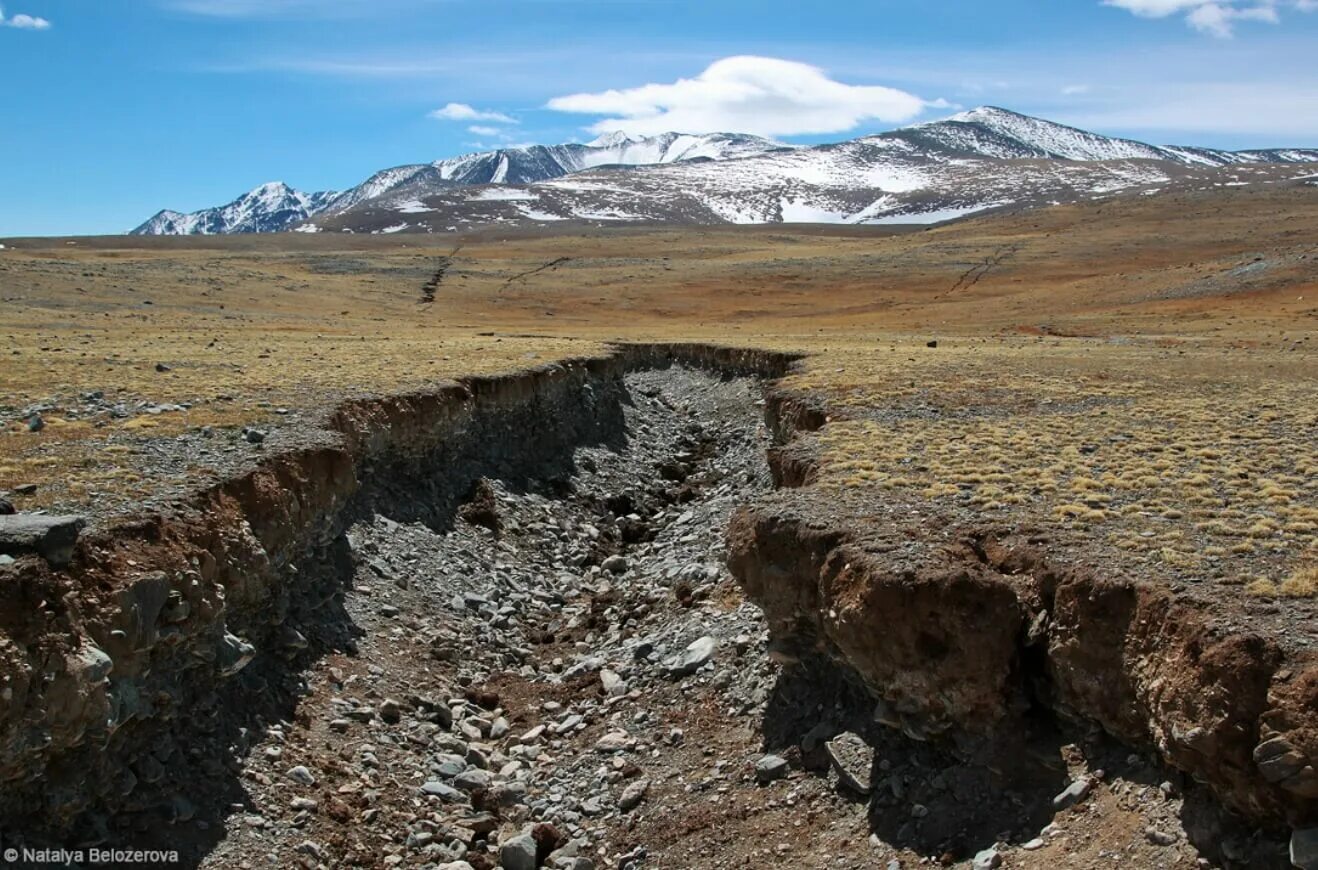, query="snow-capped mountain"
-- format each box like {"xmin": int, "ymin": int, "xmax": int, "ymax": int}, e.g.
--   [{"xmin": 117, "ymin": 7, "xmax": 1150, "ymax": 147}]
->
[
  {"xmin": 133, "ymin": 109, "xmax": 1318, "ymax": 235},
  {"xmin": 132, "ymin": 132, "xmax": 784, "ymax": 235},
  {"xmin": 132, "ymin": 182, "xmax": 339, "ymax": 235}
]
